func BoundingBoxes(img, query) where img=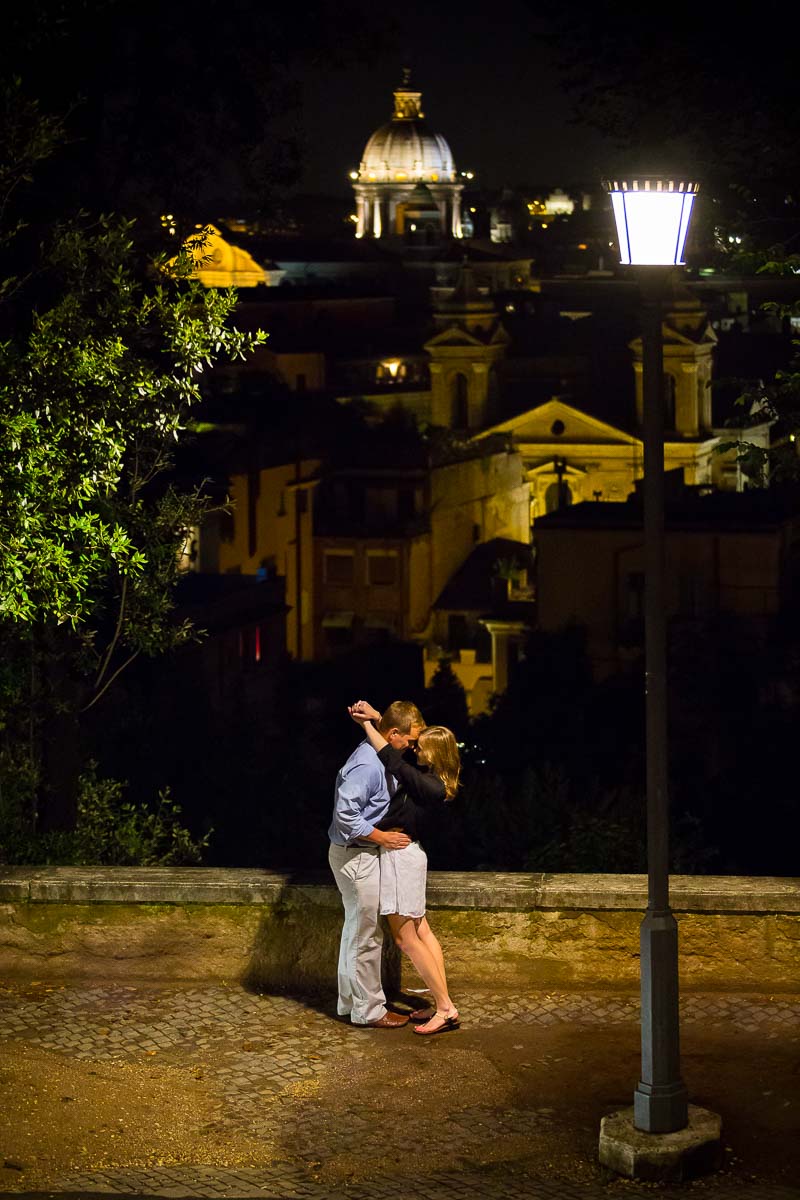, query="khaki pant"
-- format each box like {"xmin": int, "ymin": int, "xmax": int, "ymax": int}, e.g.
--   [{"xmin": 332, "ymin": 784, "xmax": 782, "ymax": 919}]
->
[{"xmin": 328, "ymin": 842, "xmax": 386, "ymax": 1025}]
